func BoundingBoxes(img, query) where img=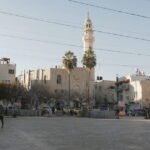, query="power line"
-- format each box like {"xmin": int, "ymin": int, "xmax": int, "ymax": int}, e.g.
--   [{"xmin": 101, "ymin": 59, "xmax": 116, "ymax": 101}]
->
[
  {"xmin": 95, "ymin": 30, "xmax": 150, "ymax": 42},
  {"xmin": 0, "ymin": 33, "xmax": 150, "ymax": 56},
  {"xmin": 0, "ymin": 10, "xmax": 150, "ymax": 42},
  {"xmin": 95, "ymin": 47, "xmax": 150, "ymax": 56},
  {"xmin": 0, "ymin": 10, "xmax": 81, "ymax": 29},
  {"xmin": 68, "ymin": 0, "xmax": 150, "ymax": 19},
  {"xmin": 97, "ymin": 63, "xmax": 149, "ymax": 68}
]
